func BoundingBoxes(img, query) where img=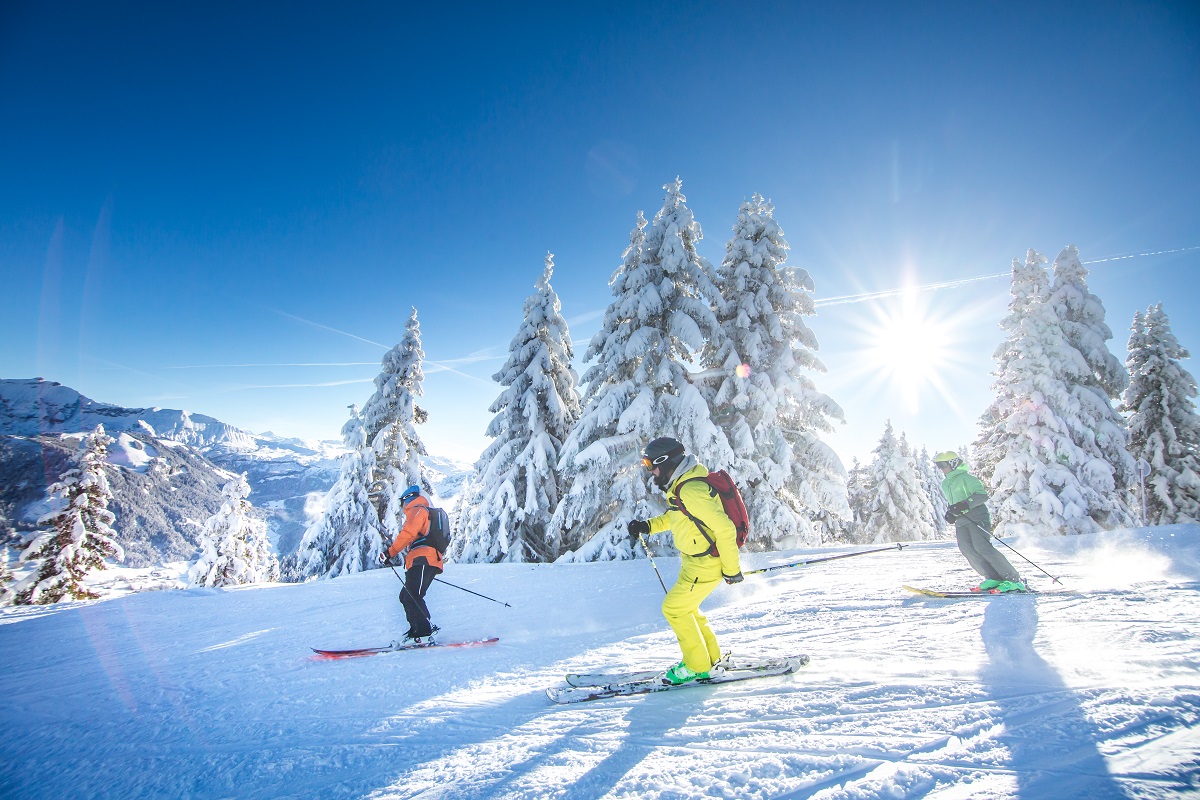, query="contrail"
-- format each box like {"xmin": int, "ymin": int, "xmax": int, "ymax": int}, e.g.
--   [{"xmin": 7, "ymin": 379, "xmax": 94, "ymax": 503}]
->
[
  {"xmin": 166, "ymin": 362, "xmax": 380, "ymax": 369},
  {"xmin": 814, "ymin": 245, "xmax": 1198, "ymax": 308},
  {"xmin": 273, "ymin": 310, "xmax": 390, "ymax": 349},
  {"xmin": 223, "ymin": 378, "xmax": 376, "ymax": 391}
]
